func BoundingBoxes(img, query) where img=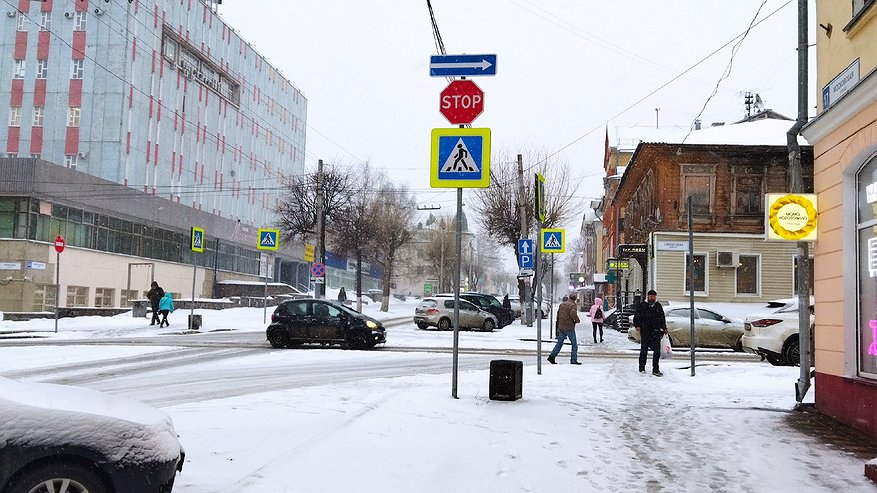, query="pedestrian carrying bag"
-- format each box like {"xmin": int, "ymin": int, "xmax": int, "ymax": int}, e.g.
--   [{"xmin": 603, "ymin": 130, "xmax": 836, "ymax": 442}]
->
[
  {"xmin": 594, "ymin": 306, "xmax": 603, "ymax": 319},
  {"xmin": 661, "ymin": 334, "xmax": 673, "ymax": 359}
]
